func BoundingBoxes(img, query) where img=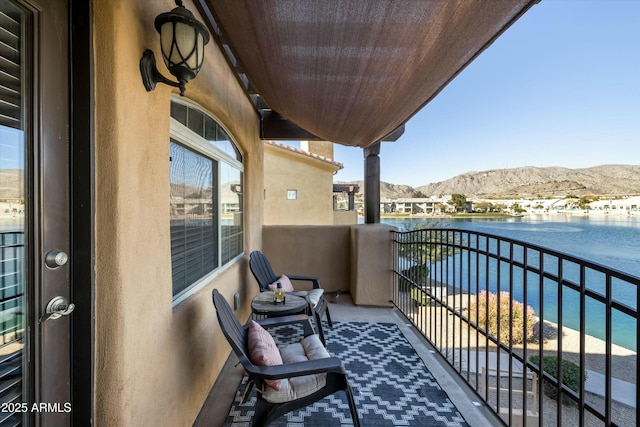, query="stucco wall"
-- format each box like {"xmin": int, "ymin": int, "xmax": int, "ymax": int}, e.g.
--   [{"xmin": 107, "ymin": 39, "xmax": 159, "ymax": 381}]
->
[
  {"xmin": 262, "ymin": 226, "xmax": 351, "ymax": 293},
  {"xmin": 333, "ymin": 210, "xmax": 359, "ymax": 225},
  {"xmin": 264, "ymin": 144, "xmax": 339, "ymax": 225},
  {"xmin": 350, "ymin": 224, "xmax": 395, "ymax": 306},
  {"xmin": 262, "ymin": 224, "xmax": 395, "ymax": 306},
  {"xmin": 93, "ymin": 1, "xmax": 261, "ymax": 425}
]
